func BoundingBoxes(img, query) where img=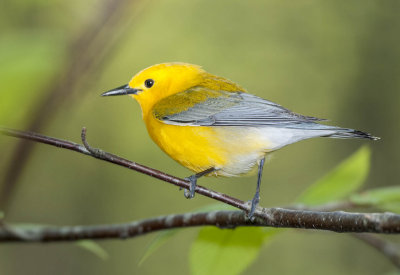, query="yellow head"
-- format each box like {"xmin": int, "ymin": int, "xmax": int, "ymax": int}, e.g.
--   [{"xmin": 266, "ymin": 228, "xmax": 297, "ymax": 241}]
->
[{"xmin": 102, "ymin": 62, "xmax": 206, "ymax": 116}]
